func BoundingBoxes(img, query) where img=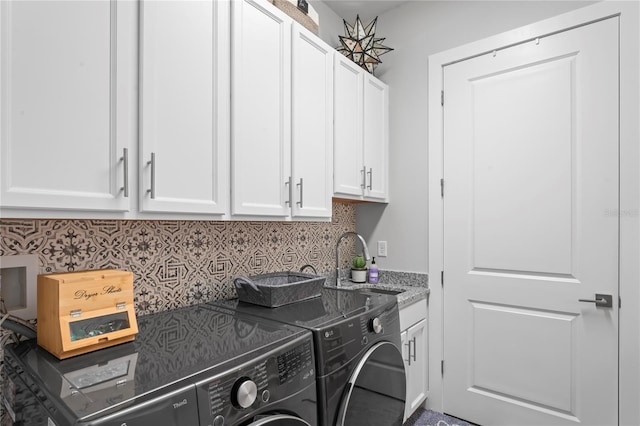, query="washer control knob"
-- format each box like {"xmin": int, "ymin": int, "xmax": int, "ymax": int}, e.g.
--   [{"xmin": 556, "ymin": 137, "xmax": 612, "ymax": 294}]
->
[
  {"xmin": 370, "ymin": 317, "xmax": 383, "ymax": 334},
  {"xmin": 232, "ymin": 377, "xmax": 257, "ymax": 409},
  {"xmin": 213, "ymin": 415, "xmax": 225, "ymax": 426}
]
